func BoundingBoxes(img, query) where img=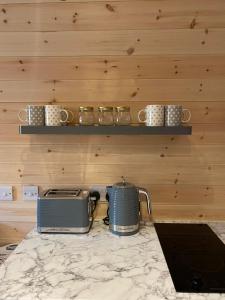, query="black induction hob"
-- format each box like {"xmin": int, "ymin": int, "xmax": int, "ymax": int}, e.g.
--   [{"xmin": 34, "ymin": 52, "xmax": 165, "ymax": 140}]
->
[{"xmin": 155, "ymin": 223, "xmax": 225, "ymax": 293}]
